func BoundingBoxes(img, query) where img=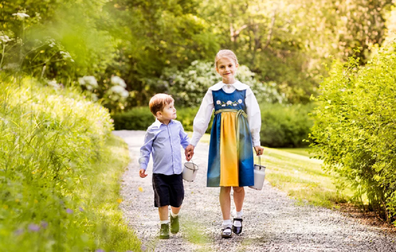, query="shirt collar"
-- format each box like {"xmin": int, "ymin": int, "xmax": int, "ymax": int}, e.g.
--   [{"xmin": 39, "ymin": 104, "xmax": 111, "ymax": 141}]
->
[
  {"xmin": 209, "ymin": 80, "xmax": 248, "ymax": 91},
  {"xmin": 153, "ymin": 118, "xmax": 173, "ymax": 128}
]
